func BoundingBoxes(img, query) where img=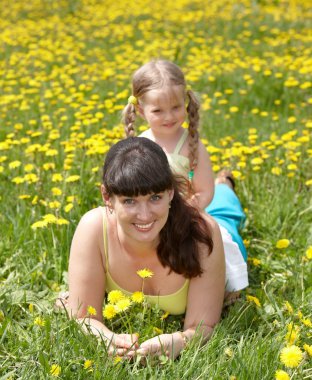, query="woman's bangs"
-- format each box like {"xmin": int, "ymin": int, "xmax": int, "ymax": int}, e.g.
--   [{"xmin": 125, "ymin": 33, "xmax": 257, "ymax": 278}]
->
[{"xmin": 108, "ymin": 164, "xmax": 172, "ymax": 197}]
